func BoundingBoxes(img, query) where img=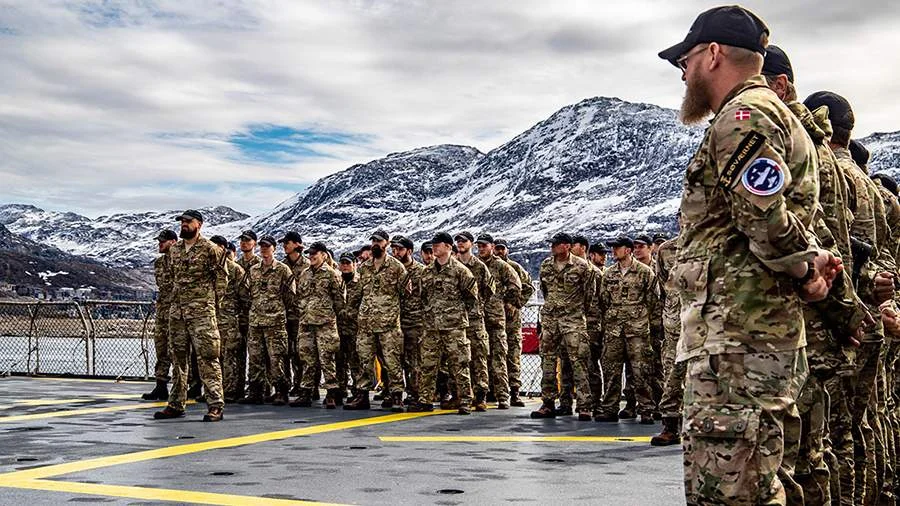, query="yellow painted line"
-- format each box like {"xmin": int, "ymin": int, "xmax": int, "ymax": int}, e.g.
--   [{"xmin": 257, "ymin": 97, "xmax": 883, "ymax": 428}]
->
[
  {"xmin": 0, "ymin": 410, "xmax": 449, "ymax": 482},
  {"xmin": 0, "ymin": 400, "xmax": 195, "ymax": 423},
  {"xmin": 379, "ymin": 435, "xmax": 654, "ymax": 443},
  {"xmin": 6, "ymin": 479, "xmax": 345, "ymax": 506}
]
